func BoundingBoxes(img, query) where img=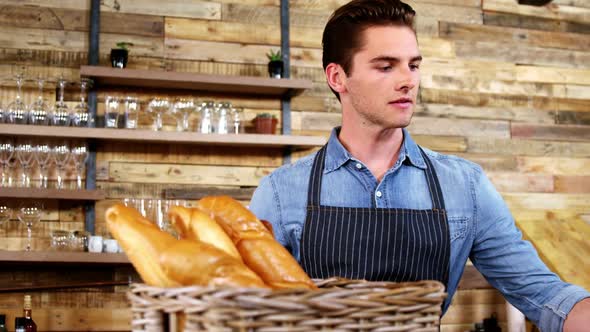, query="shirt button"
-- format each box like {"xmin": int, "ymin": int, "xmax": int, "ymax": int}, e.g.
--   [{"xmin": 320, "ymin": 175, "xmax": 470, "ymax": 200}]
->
[
  {"xmin": 375, "ymin": 191, "xmax": 382, "ymax": 198},
  {"xmin": 355, "ymin": 163, "xmax": 362, "ymax": 169}
]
